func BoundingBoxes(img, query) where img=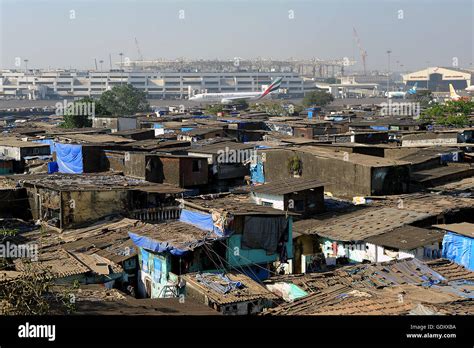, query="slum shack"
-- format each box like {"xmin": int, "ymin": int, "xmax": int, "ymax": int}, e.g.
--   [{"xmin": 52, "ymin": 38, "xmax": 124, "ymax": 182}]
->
[
  {"xmin": 250, "ymin": 177, "xmax": 325, "ymax": 217},
  {"xmin": 9, "ymin": 173, "xmax": 184, "ymax": 230},
  {"xmin": 183, "ymin": 272, "xmax": 278, "ymax": 315}
]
